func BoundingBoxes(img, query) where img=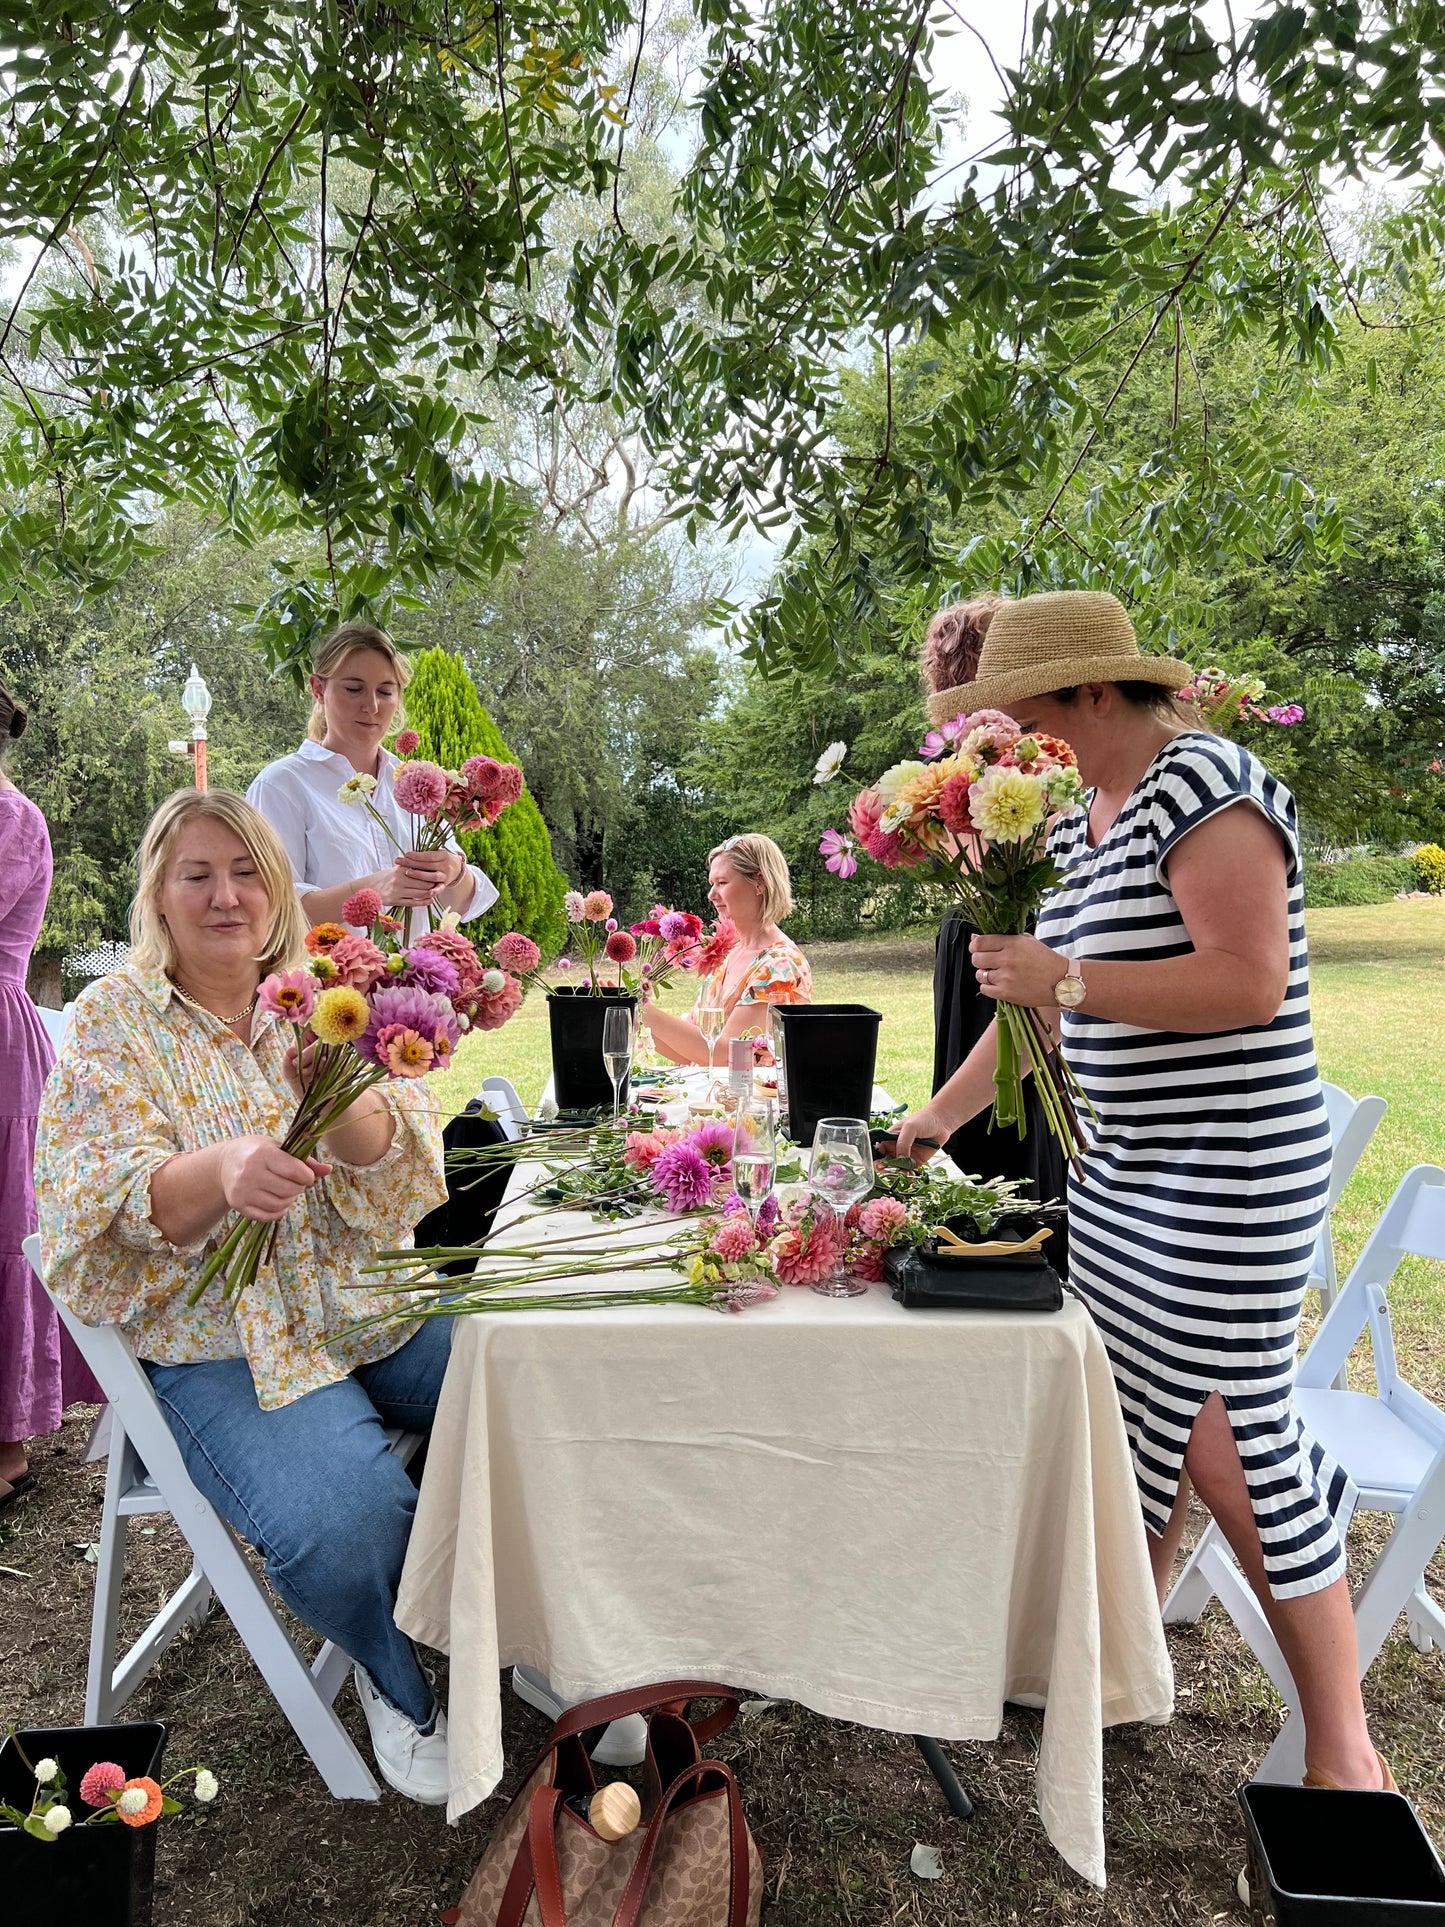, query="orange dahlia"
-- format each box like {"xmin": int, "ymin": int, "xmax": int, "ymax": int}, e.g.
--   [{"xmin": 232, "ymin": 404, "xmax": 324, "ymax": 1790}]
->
[{"xmin": 304, "ymin": 922, "xmax": 348, "ymax": 954}]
